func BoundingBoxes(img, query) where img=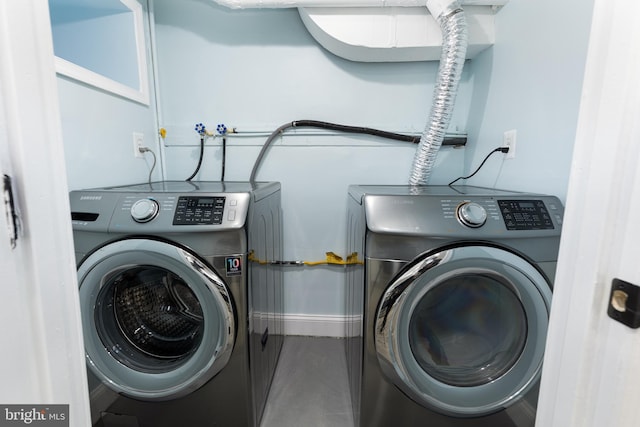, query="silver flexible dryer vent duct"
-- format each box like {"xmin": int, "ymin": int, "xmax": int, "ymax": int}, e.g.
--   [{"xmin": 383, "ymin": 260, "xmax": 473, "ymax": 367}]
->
[{"xmin": 409, "ymin": 0, "xmax": 468, "ymax": 186}]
